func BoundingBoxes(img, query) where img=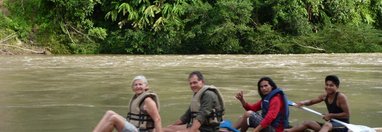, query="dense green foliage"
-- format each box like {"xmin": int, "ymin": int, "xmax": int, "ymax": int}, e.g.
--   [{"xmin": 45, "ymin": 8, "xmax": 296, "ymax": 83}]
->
[{"xmin": 1, "ymin": 0, "xmax": 382, "ymax": 54}]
